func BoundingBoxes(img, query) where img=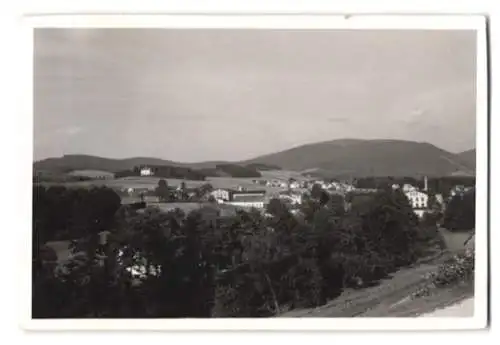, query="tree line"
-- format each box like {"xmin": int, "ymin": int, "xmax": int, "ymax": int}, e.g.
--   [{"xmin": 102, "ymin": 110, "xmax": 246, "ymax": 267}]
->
[
  {"xmin": 32, "ymin": 182, "xmax": 474, "ymax": 318},
  {"xmin": 115, "ymin": 165, "xmax": 207, "ymax": 180},
  {"xmin": 353, "ymin": 176, "xmax": 475, "ymax": 197},
  {"xmin": 115, "ymin": 164, "xmax": 262, "ymax": 180}
]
